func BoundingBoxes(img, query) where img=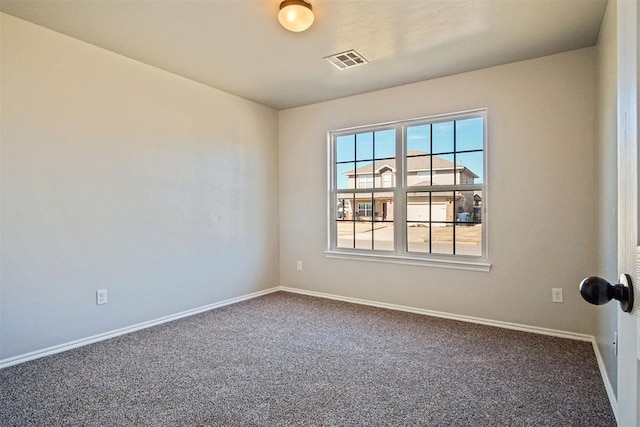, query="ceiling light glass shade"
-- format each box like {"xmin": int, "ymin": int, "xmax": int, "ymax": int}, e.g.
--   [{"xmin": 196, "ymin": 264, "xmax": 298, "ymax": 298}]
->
[{"xmin": 278, "ymin": 0, "xmax": 314, "ymax": 32}]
